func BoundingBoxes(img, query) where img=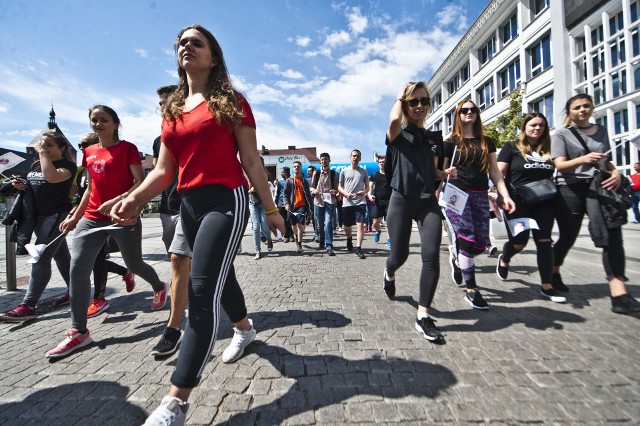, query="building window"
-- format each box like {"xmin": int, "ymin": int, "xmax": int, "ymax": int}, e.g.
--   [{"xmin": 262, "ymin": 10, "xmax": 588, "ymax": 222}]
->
[
  {"xmin": 632, "ymin": 1, "xmax": 639, "ymax": 23},
  {"xmin": 575, "ymin": 36, "xmax": 586, "ymax": 55},
  {"xmin": 432, "ymin": 119, "xmax": 443, "ymax": 132},
  {"xmin": 479, "ymin": 36, "xmax": 496, "ymax": 65},
  {"xmin": 610, "ymin": 35, "xmax": 626, "ymax": 67},
  {"xmin": 595, "ymin": 116, "xmax": 608, "ymax": 129},
  {"xmin": 446, "ymin": 108, "xmax": 456, "ymax": 133},
  {"xmin": 609, "ymin": 11, "xmax": 624, "ymax": 36},
  {"xmin": 529, "ymin": 34, "xmax": 551, "ymax": 77},
  {"xmin": 431, "ymin": 92, "xmax": 442, "ymax": 111},
  {"xmin": 634, "ymin": 61, "xmax": 640, "ymax": 89},
  {"xmin": 614, "ymin": 109, "xmax": 629, "ymax": 134},
  {"xmin": 500, "ymin": 58, "xmax": 521, "ymax": 98},
  {"xmin": 501, "ymin": 13, "xmax": 518, "ymax": 45},
  {"xmin": 461, "ymin": 63, "xmax": 470, "ymax": 82},
  {"xmin": 477, "ymin": 79, "xmax": 495, "ymax": 110},
  {"xmin": 636, "ymin": 105, "xmax": 640, "ymax": 133},
  {"xmin": 633, "ymin": 27, "xmax": 639, "ymax": 57},
  {"xmin": 531, "ymin": 0, "xmax": 549, "ymax": 17},
  {"xmin": 529, "ymin": 93, "xmax": 554, "ymax": 128},
  {"xmin": 593, "ymin": 78, "xmax": 607, "ymax": 105},
  {"xmin": 447, "ymin": 74, "xmax": 460, "ymax": 95},
  {"xmin": 591, "ymin": 25, "xmax": 604, "ymax": 46},
  {"xmin": 575, "ymin": 57, "xmax": 588, "ymax": 83},
  {"xmin": 591, "ymin": 47, "xmax": 605, "ymax": 76},
  {"xmin": 611, "ymin": 69, "xmax": 627, "ymax": 98}
]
